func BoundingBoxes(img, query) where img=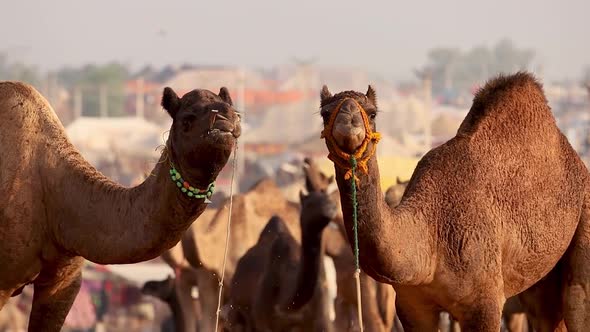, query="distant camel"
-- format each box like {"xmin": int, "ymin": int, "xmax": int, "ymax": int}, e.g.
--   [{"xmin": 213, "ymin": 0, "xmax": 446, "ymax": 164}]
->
[
  {"xmin": 226, "ymin": 188, "xmax": 337, "ymax": 331},
  {"xmin": 180, "ymin": 179, "xmax": 302, "ymax": 331},
  {"xmin": 141, "ymin": 274, "xmax": 201, "ymax": 332}
]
